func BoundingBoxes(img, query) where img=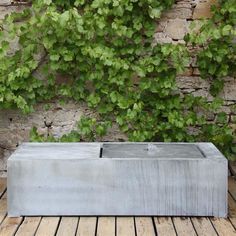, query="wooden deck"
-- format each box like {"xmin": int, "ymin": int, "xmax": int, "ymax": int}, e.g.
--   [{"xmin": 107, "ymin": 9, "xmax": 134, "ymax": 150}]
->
[{"xmin": 0, "ymin": 177, "xmax": 236, "ymax": 236}]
